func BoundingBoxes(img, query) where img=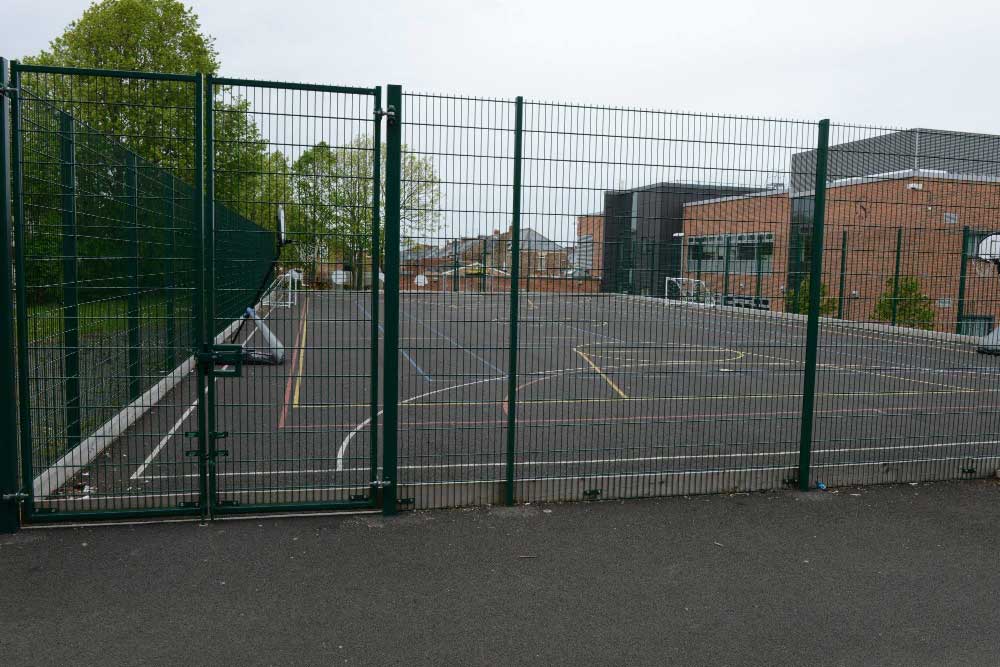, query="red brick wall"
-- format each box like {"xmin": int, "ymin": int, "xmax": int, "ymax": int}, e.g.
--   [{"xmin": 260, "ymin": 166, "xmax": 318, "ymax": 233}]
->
[
  {"xmin": 681, "ymin": 192, "xmax": 791, "ymax": 309},
  {"xmin": 576, "ymin": 214, "xmax": 604, "ymax": 276},
  {"xmin": 679, "ymin": 177, "xmax": 1000, "ymax": 333}
]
